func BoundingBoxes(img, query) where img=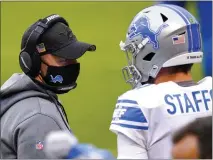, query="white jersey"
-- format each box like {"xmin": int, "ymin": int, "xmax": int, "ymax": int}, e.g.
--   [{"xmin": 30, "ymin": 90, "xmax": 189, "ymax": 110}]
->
[{"xmin": 110, "ymin": 77, "xmax": 212, "ymax": 159}]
